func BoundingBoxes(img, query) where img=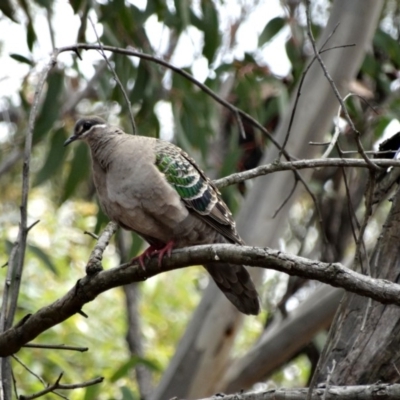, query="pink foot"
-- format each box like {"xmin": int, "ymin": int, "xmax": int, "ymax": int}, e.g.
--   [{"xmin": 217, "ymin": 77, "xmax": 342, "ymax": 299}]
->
[
  {"xmin": 154, "ymin": 241, "xmax": 175, "ymax": 267},
  {"xmin": 131, "ymin": 245, "xmax": 159, "ymax": 269},
  {"xmin": 131, "ymin": 241, "xmax": 175, "ymax": 269}
]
